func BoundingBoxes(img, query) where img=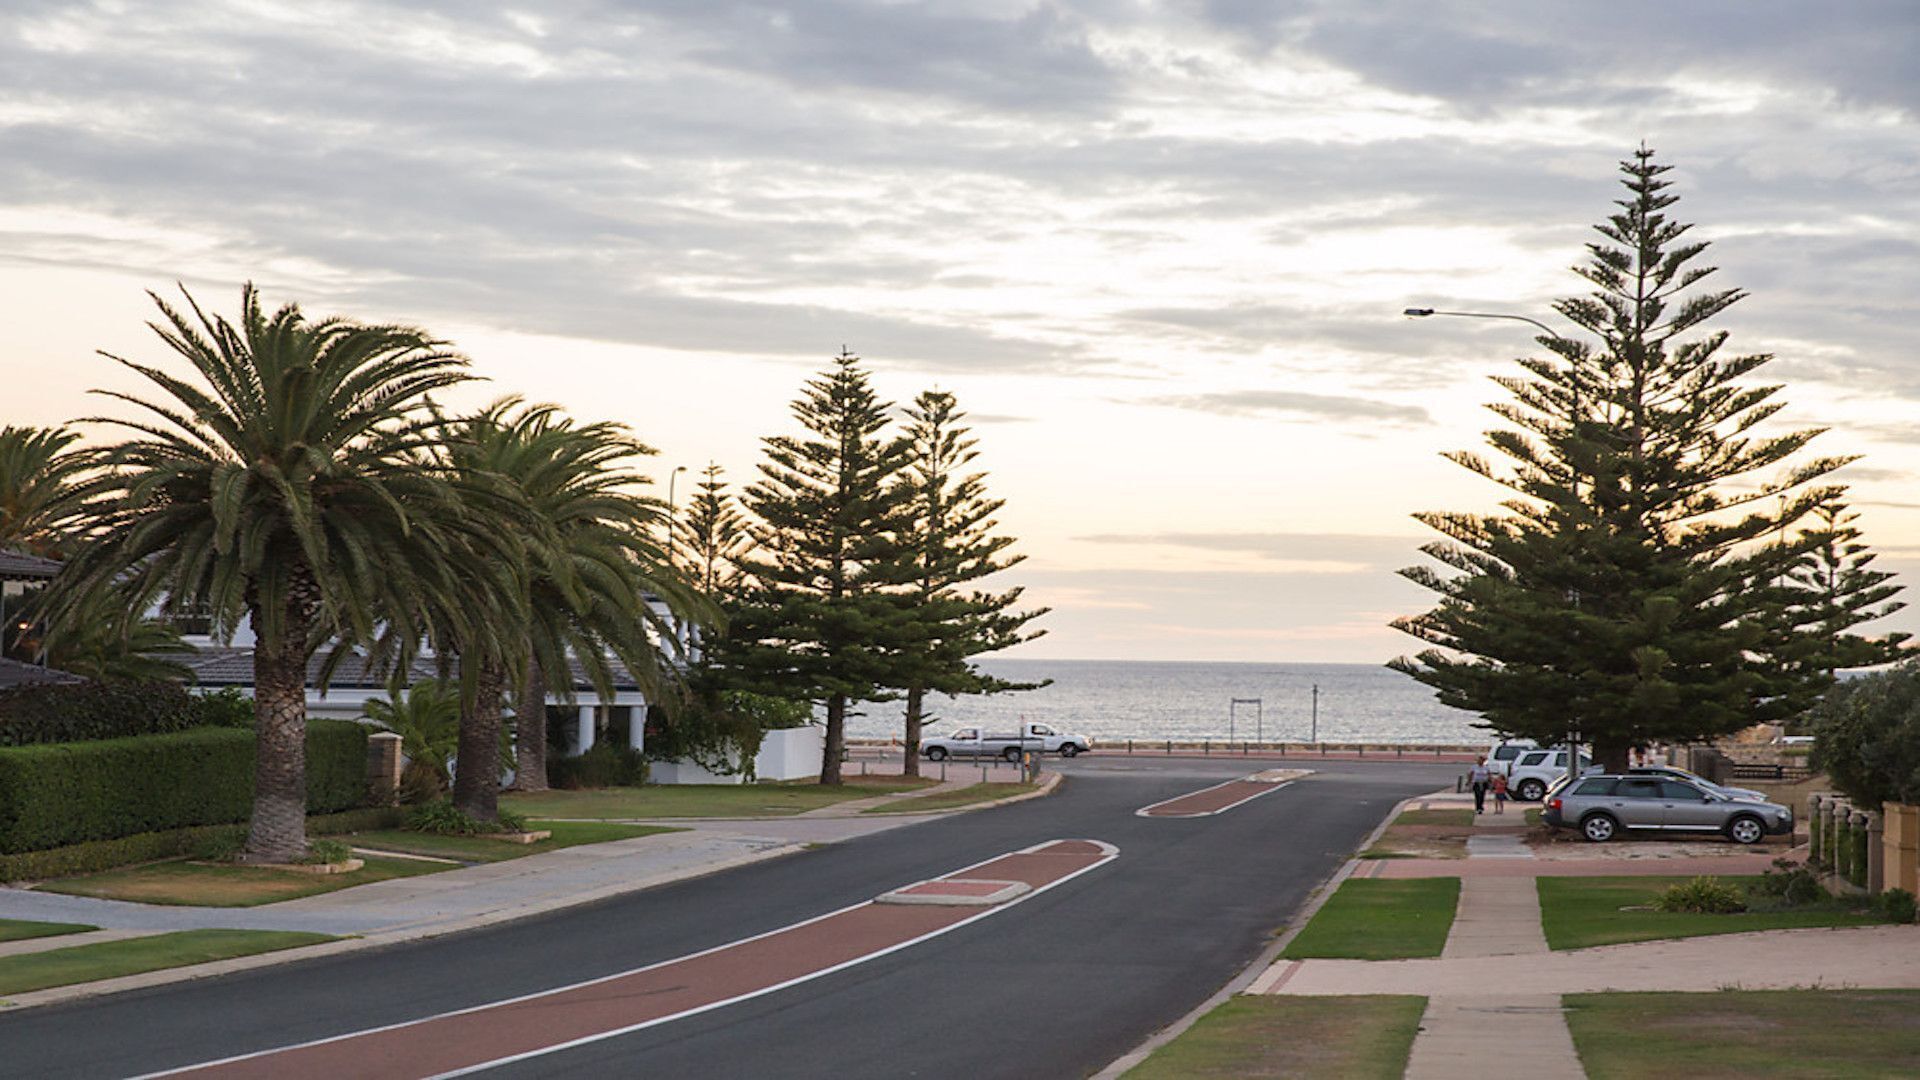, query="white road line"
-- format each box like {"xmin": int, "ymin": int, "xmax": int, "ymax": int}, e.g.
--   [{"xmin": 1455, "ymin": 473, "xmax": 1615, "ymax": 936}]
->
[
  {"xmin": 1135, "ymin": 778, "xmax": 1296, "ymax": 818},
  {"xmin": 134, "ymin": 839, "xmax": 1120, "ymax": 1080}
]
